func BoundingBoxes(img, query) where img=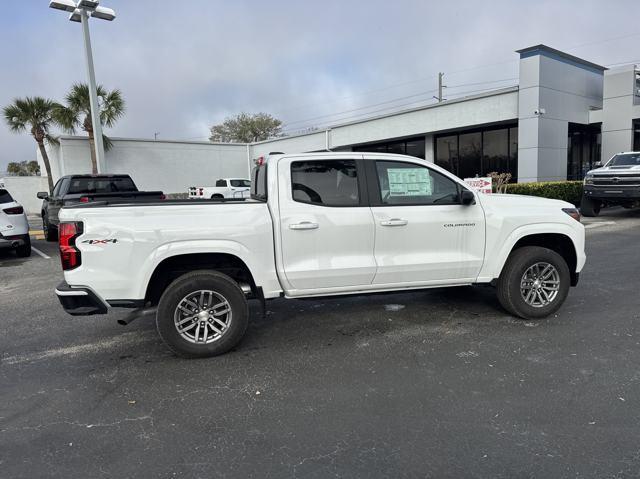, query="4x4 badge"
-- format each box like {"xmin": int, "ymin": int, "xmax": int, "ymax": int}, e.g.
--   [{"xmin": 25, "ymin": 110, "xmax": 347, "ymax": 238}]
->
[{"xmin": 81, "ymin": 239, "xmax": 118, "ymax": 245}]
